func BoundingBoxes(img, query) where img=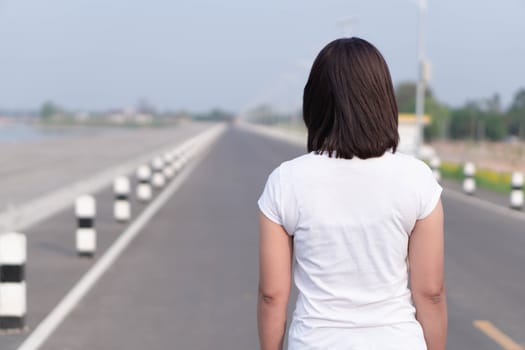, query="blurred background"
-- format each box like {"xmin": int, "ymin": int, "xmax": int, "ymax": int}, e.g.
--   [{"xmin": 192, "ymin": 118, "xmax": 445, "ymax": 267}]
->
[
  {"xmin": 0, "ymin": 0, "xmax": 524, "ymax": 349},
  {"xmin": 1, "ymin": 1, "xmax": 525, "ymax": 174}
]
